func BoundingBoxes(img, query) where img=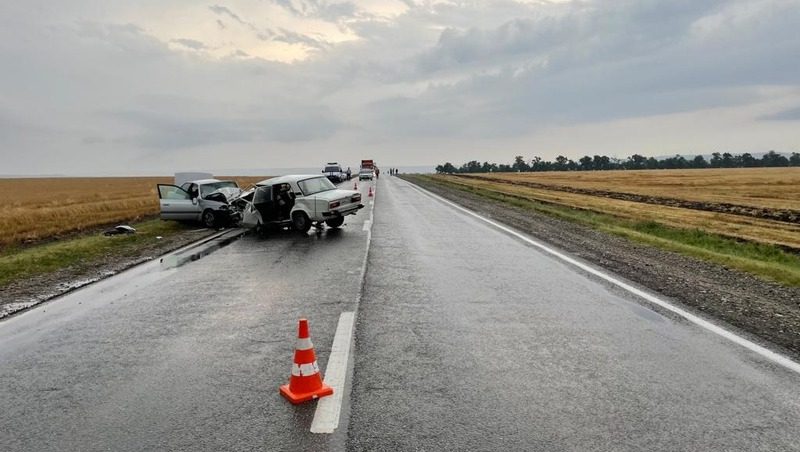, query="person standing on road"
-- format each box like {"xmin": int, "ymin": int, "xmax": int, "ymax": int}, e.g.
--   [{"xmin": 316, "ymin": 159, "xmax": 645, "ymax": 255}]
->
[
  {"xmin": 376, "ymin": 167, "xmax": 380, "ymax": 179},
  {"xmin": 346, "ymin": 167, "xmax": 352, "ymax": 180}
]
